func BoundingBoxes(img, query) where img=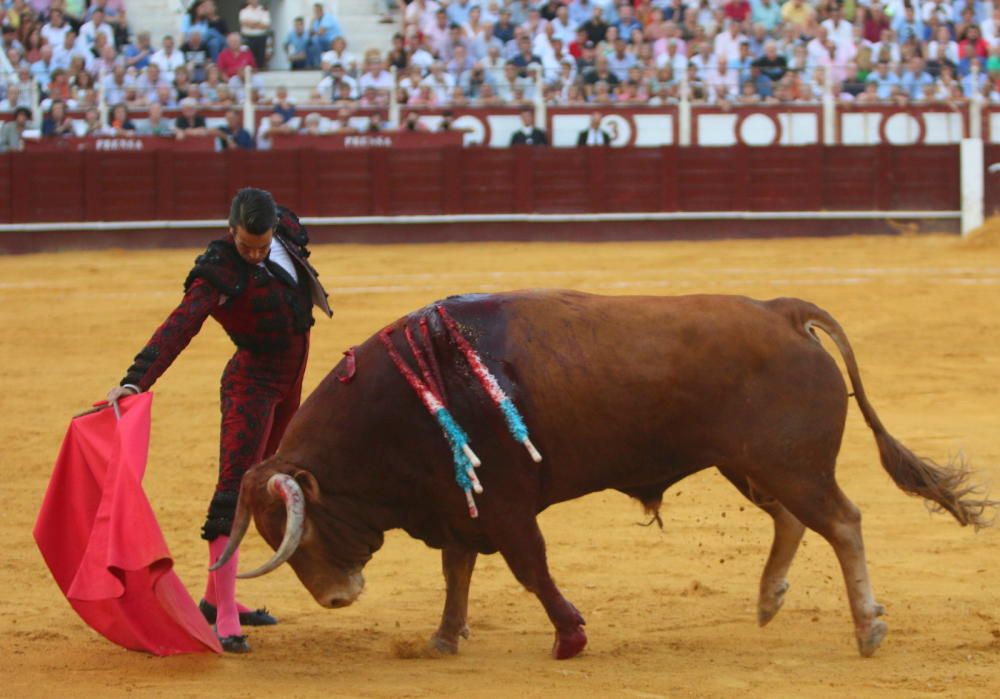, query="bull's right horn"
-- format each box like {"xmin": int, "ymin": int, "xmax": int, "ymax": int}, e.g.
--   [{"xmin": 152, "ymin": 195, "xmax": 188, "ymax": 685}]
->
[{"xmin": 236, "ymin": 474, "xmax": 306, "ymax": 579}]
